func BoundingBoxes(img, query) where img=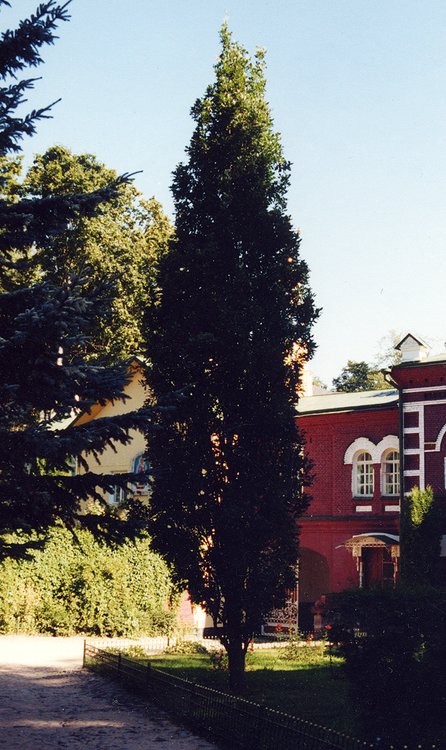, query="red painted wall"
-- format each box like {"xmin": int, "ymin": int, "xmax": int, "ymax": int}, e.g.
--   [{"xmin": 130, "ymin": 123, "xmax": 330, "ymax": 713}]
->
[
  {"xmin": 392, "ymin": 360, "xmax": 446, "ymax": 505},
  {"xmin": 293, "ymin": 356, "xmax": 446, "ymax": 614},
  {"xmin": 297, "ymin": 405, "xmax": 399, "ymax": 601}
]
